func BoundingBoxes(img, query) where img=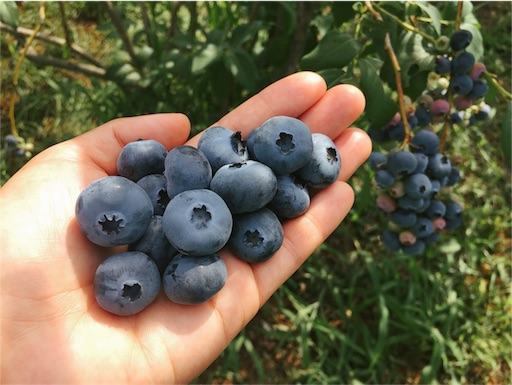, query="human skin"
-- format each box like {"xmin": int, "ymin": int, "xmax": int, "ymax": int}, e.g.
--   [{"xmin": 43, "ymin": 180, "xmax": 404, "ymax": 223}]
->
[{"xmin": 0, "ymin": 71, "xmax": 371, "ymax": 384}]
